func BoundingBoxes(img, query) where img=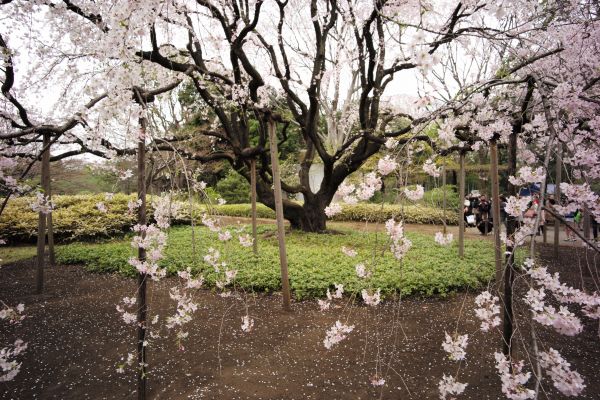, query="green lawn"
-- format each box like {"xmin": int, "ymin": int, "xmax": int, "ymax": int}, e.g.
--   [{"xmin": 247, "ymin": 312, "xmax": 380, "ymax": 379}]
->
[{"xmin": 36, "ymin": 225, "xmax": 496, "ymax": 300}]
